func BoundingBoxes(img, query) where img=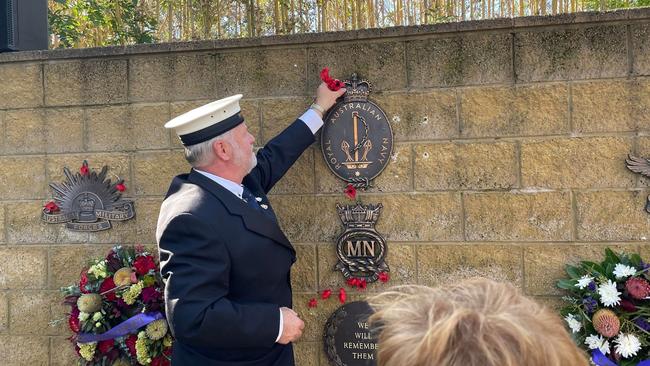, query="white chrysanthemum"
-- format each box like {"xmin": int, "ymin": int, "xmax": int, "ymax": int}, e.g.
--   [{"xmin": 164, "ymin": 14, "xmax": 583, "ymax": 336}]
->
[
  {"xmin": 598, "ymin": 280, "xmax": 622, "ymax": 307},
  {"xmin": 564, "ymin": 314, "xmax": 582, "ymax": 333},
  {"xmin": 614, "ymin": 333, "xmax": 641, "ymax": 358},
  {"xmin": 613, "ymin": 263, "xmax": 637, "ymax": 279},
  {"xmin": 585, "ymin": 334, "xmax": 610, "ymax": 355},
  {"xmin": 576, "ymin": 275, "xmax": 594, "ymax": 290}
]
